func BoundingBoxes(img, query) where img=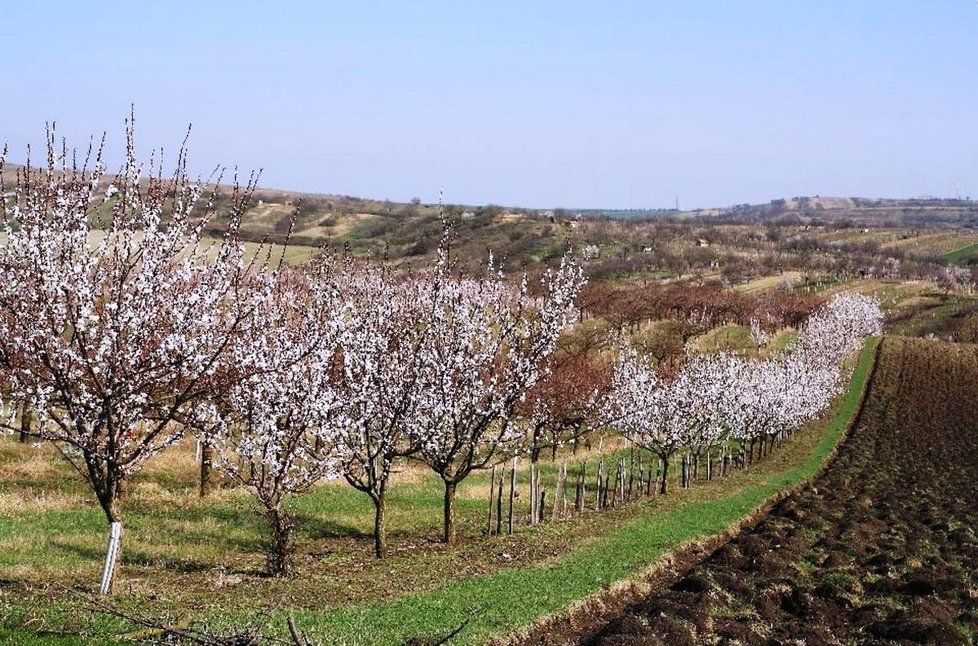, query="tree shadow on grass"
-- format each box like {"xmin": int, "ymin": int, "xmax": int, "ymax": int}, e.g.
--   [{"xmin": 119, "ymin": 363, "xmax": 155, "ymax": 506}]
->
[
  {"xmin": 46, "ymin": 538, "xmax": 262, "ymax": 577},
  {"xmin": 292, "ymin": 512, "xmax": 369, "ymax": 541}
]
